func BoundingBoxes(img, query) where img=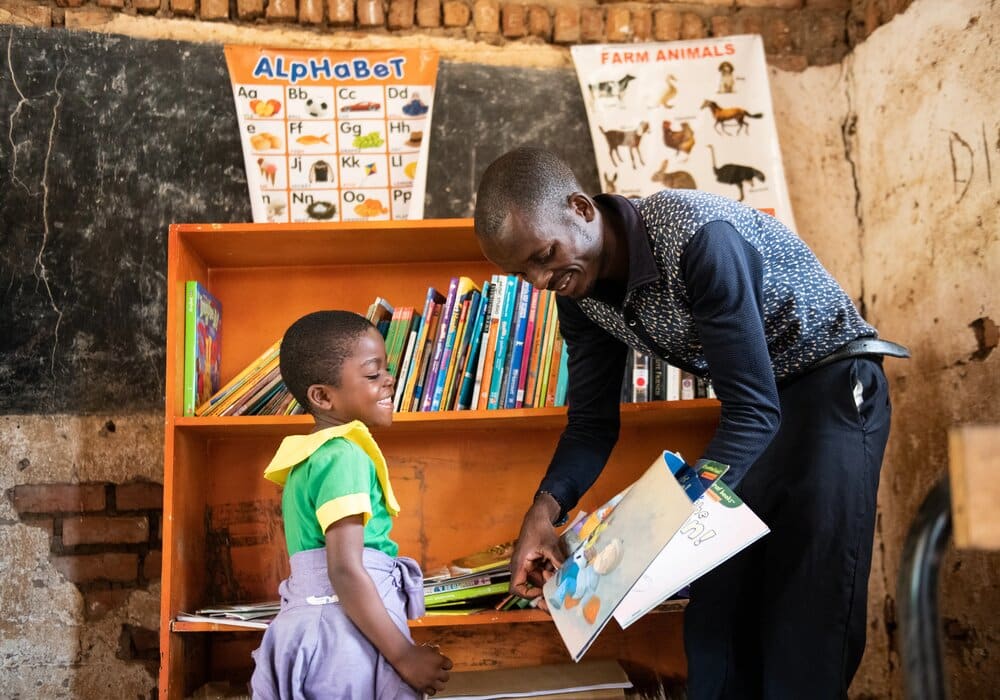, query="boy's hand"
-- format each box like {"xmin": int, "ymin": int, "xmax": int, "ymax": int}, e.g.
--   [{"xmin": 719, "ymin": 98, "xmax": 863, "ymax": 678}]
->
[{"xmin": 395, "ymin": 643, "xmax": 452, "ymax": 695}]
